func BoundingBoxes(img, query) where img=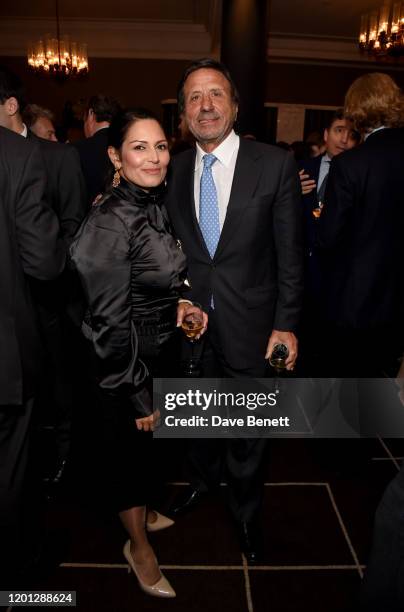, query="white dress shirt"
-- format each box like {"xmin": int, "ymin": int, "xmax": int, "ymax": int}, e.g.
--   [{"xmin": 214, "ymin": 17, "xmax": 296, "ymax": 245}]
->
[
  {"xmin": 20, "ymin": 123, "xmax": 28, "ymax": 138},
  {"xmin": 194, "ymin": 130, "xmax": 240, "ymax": 230}
]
